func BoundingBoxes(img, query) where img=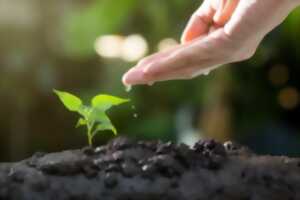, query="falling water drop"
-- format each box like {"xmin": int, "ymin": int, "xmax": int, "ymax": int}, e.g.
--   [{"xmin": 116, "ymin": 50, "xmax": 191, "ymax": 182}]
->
[
  {"xmin": 131, "ymin": 105, "xmax": 136, "ymax": 110},
  {"xmin": 147, "ymin": 82, "xmax": 154, "ymax": 86},
  {"xmin": 125, "ymin": 85, "xmax": 132, "ymax": 92},
  {"xmin": 203, "ymin": 70, "xmax": 211, "ymax": 76},
  {"xmin": 133, "ymin": 113, "xmax": 138, "ymax": 118}
]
